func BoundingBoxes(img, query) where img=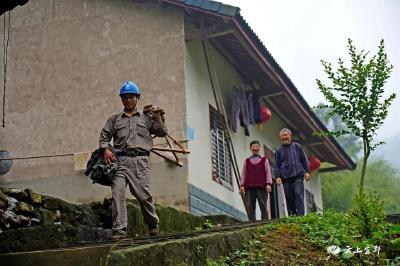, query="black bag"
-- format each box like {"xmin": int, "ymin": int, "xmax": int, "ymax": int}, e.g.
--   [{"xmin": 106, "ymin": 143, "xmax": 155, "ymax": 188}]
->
[{"xmin": 85, "ymin": 146, "xmax": 117, "ymax": 186}]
